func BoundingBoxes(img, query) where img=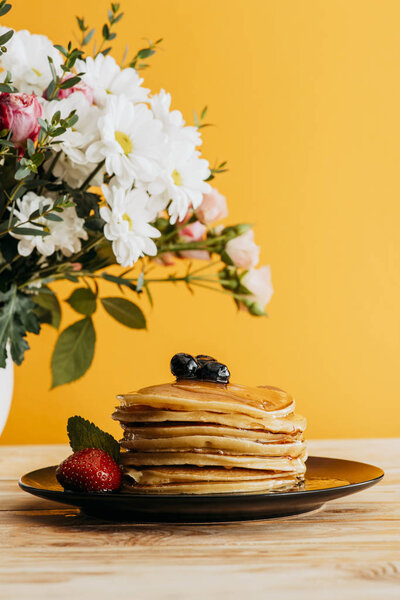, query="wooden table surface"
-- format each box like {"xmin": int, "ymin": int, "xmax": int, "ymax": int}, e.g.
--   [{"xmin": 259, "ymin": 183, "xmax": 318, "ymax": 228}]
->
[{"xmin": 0, "ymin": 439, "xmax": 399, "ymax": 599}]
